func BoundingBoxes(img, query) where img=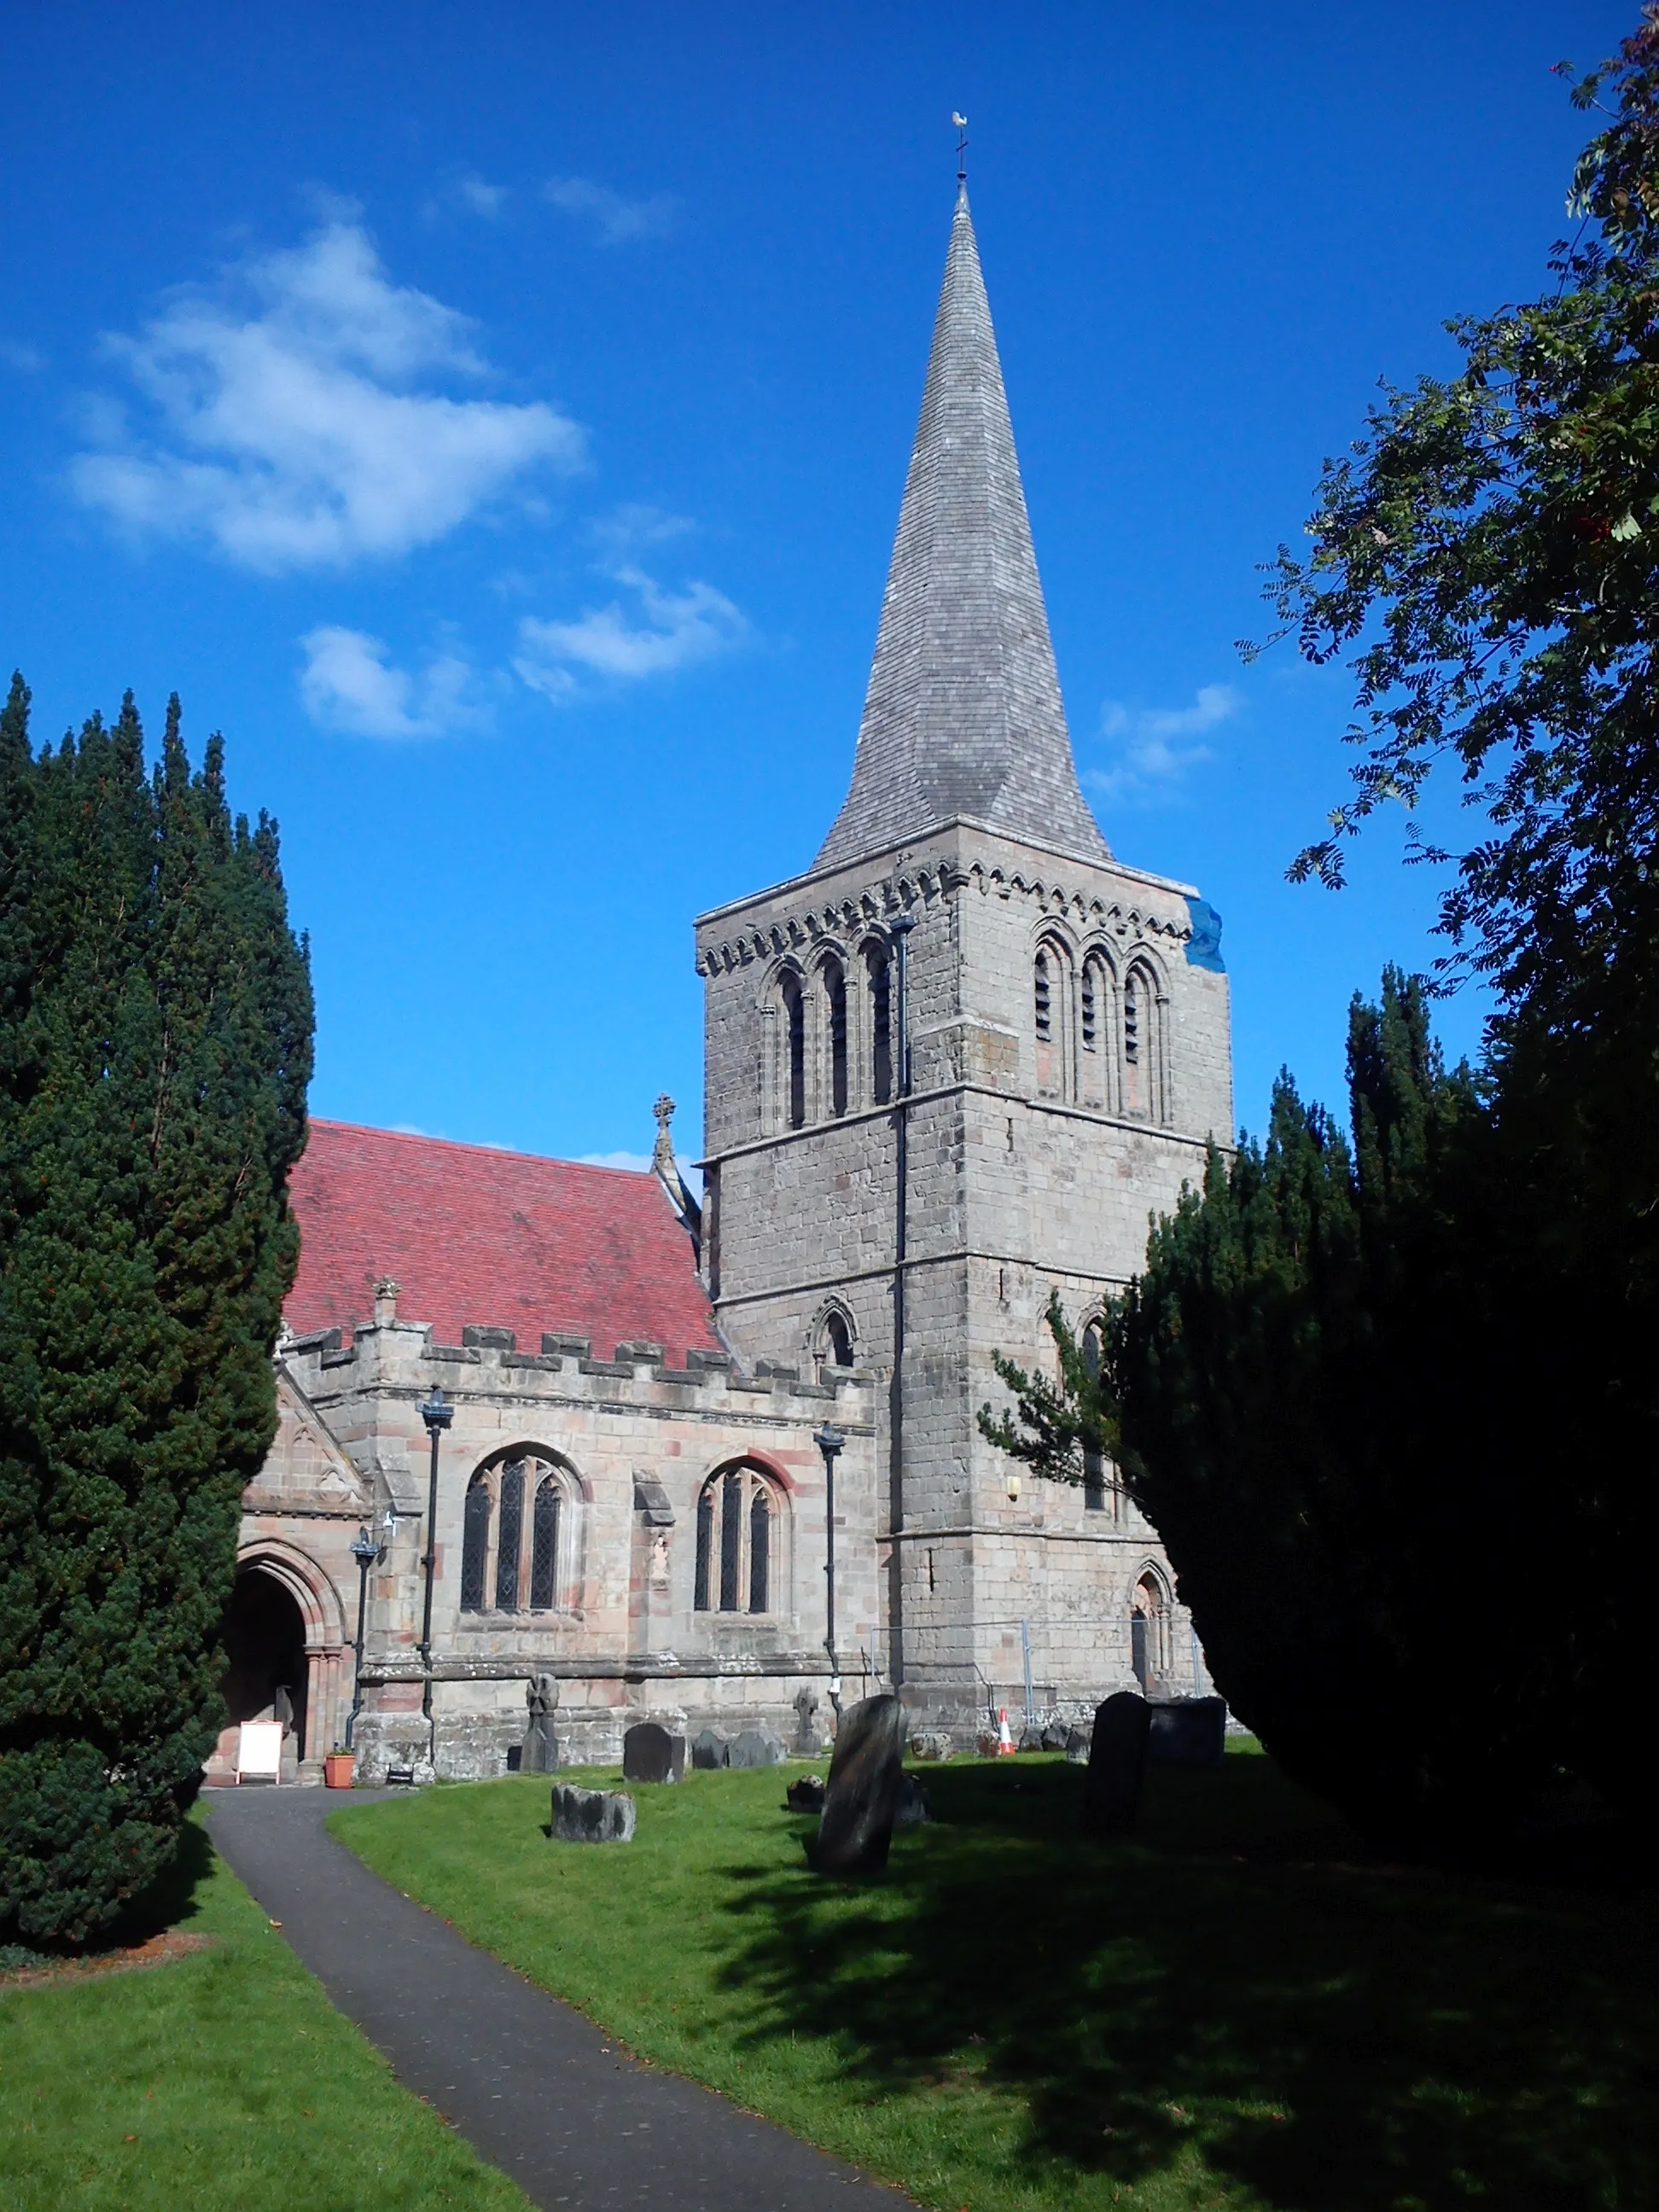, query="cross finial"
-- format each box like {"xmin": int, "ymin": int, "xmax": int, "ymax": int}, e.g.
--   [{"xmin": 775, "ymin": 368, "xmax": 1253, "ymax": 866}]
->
[
  {"xmin": 952, "ymin": 111, "xmax": 969, "ymax": 189},
  {"xmin": 652, "ymin": 1092, "xmax": 676, "ymax": 1173}
]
